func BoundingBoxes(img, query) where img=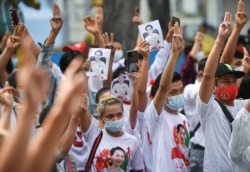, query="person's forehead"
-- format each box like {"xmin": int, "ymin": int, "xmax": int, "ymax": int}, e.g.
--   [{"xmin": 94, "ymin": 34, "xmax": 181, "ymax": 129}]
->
[
  {"xmin": 169, "ymin": 80, "xmax": 183, "ymax": 89},
  {"xmin": 103, "ymin": 103, "xmax": 122, "ymax": 114},
  {"xmin": 114, "ymin": 149, "xmax": 123, "ymax": 154}
]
